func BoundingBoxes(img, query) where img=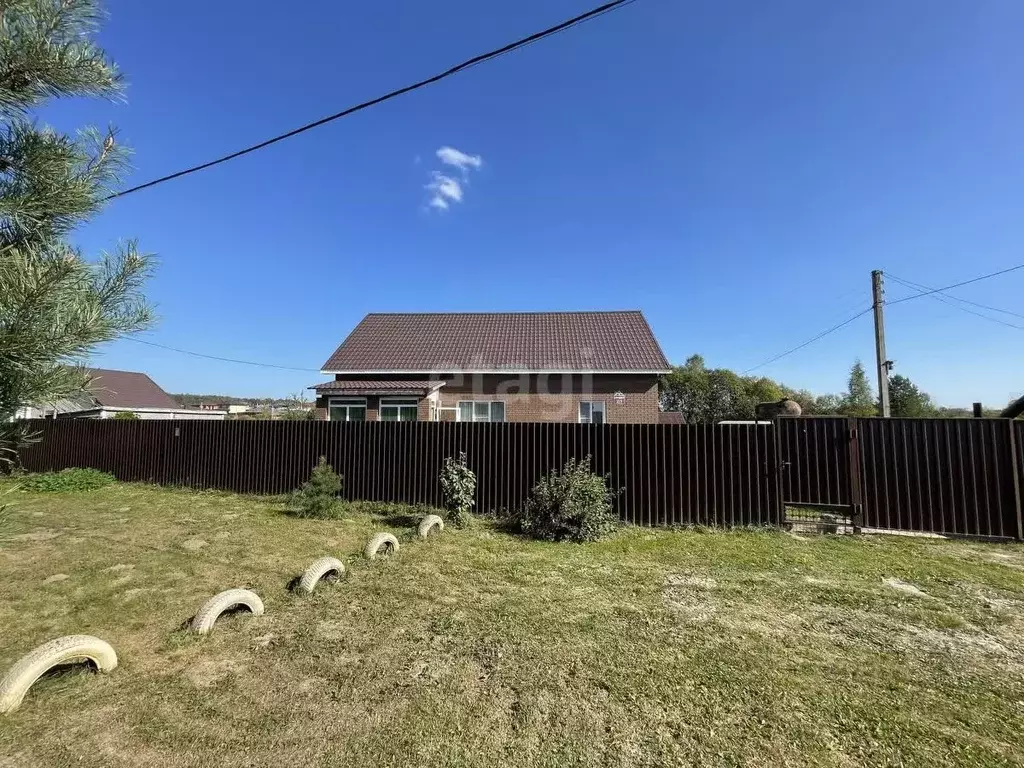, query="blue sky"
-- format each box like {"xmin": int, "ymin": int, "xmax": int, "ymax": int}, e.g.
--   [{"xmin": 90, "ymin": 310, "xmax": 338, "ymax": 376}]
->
[{"xmin": 42, "ymin": 0, "xmax": 1024, "ymax": 406}]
